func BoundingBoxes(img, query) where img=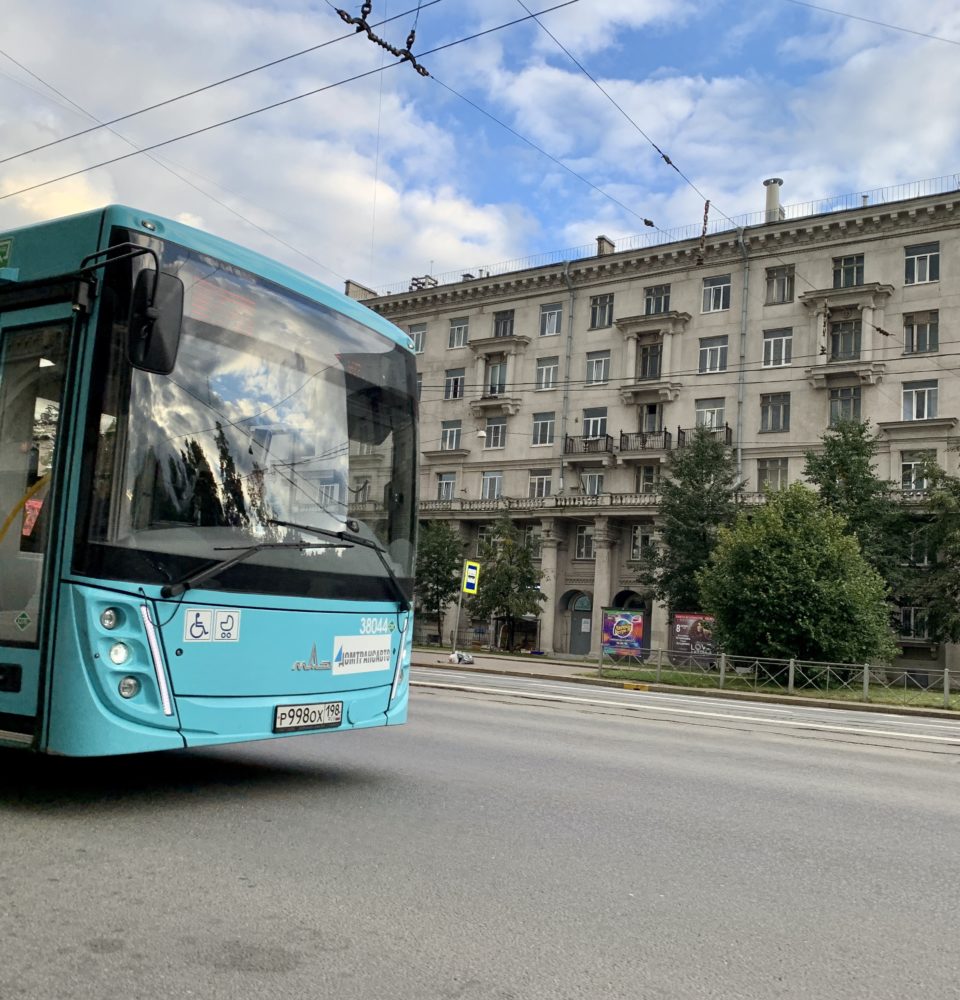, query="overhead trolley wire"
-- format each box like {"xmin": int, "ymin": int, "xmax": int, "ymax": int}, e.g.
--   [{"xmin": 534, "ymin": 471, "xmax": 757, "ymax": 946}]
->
[
  {"xmin": 0, "ymin": 0, "xmax": 448, "ymax": 167},
  {"xmin": 0, "ymin": 48, "xmax": 350, "ymax": 281},
  {"xmin": 1, "ymin": 0, "xmax": 665, "ymax": 234}
]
